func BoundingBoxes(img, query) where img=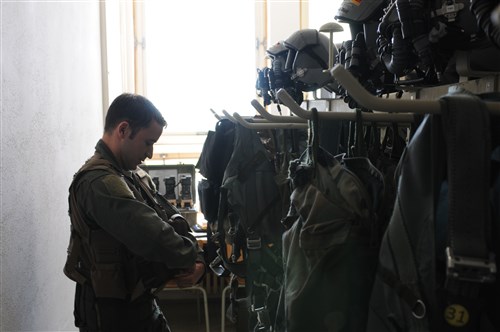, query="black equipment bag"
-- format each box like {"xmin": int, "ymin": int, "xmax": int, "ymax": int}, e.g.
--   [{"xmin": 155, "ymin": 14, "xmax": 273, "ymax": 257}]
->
[{"xmin": 196, "ymin": 118, "xmax": 235, "ymax": 225}]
